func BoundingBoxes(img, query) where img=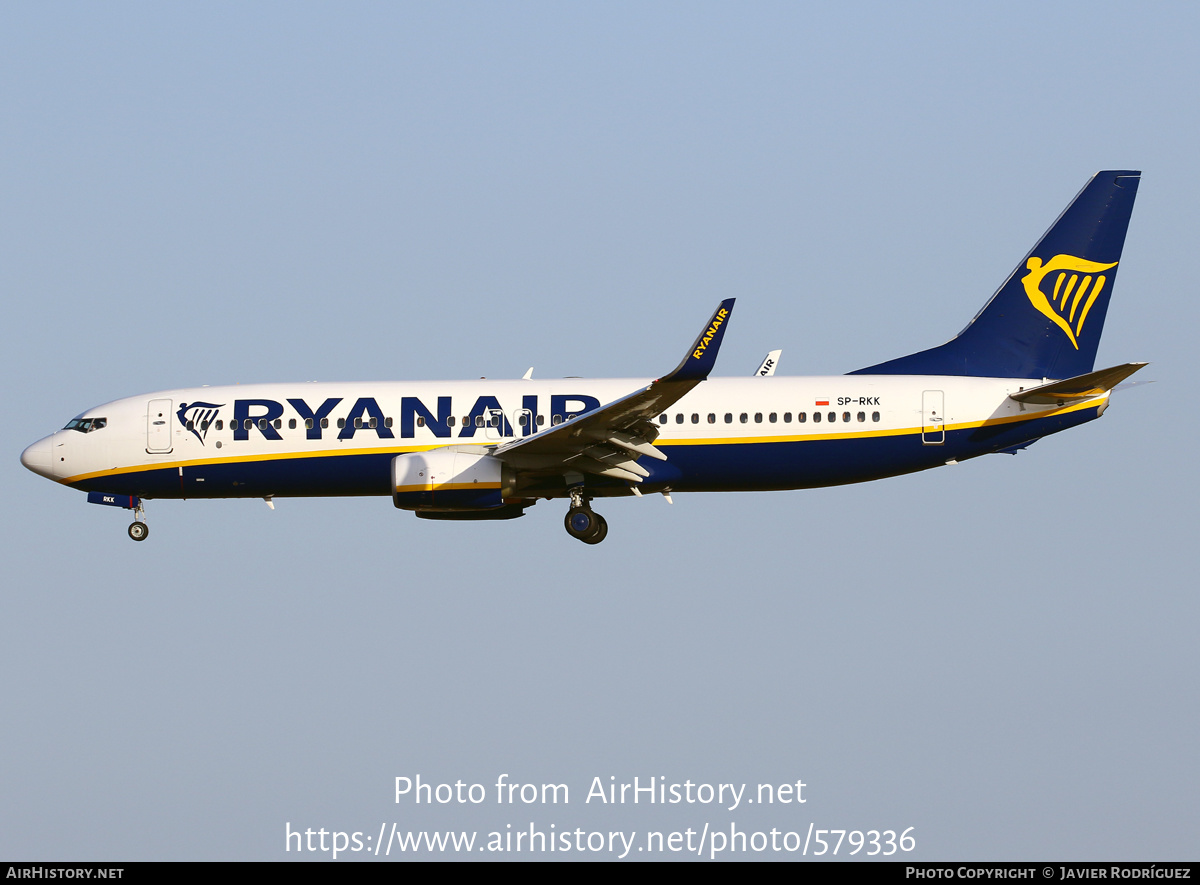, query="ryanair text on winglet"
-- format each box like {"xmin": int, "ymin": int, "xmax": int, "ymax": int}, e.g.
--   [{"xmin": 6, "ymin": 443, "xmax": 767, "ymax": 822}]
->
[{"xmin": 693, "ymin": 308, "xmax": 730, "ymax": 360}]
